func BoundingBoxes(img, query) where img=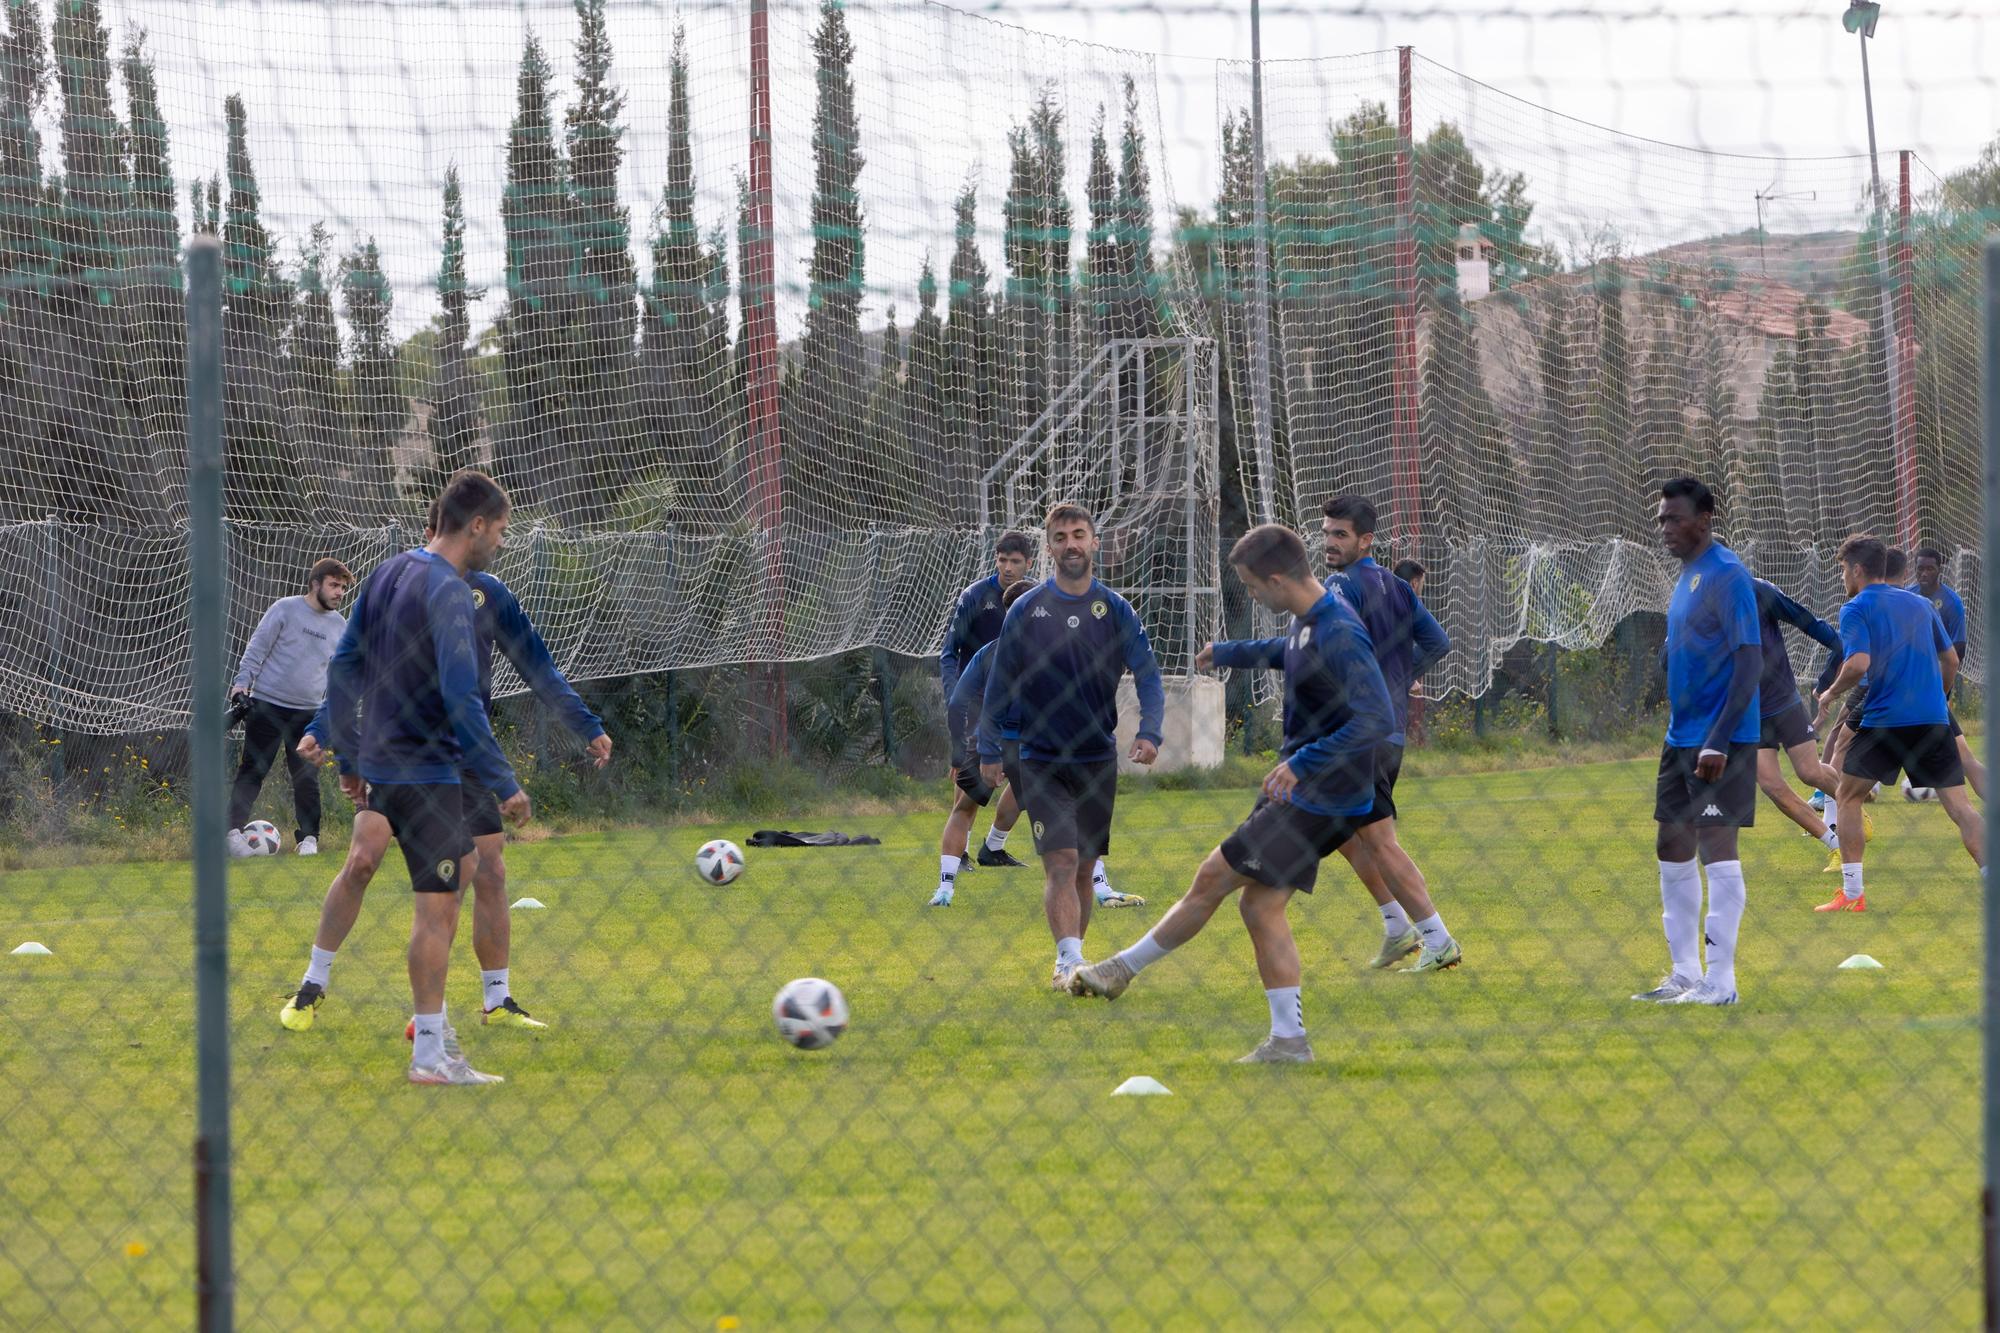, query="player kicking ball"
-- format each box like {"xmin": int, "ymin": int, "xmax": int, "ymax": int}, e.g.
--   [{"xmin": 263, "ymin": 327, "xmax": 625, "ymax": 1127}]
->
[
  {"xmin": 1634, "ymin": 477, "xmax": 1761, "ymax": 1007},
  {"xmin": 1812, "ymin": 535, "xmax": 1984, "ymax": 911},
  {"xmin": 1070, "ymin": 525, "xmax": 1394, "ymax": 1063}
]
